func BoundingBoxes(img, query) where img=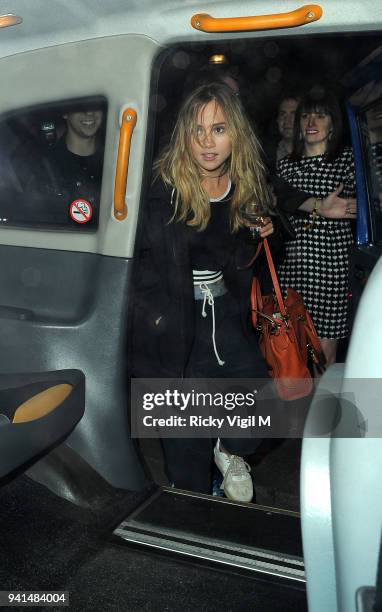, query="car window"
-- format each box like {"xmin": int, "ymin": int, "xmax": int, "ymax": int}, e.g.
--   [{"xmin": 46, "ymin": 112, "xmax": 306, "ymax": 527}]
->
[{"xmin": 0, "ymin": 96, "xmax": 107, "ymax": 232}]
